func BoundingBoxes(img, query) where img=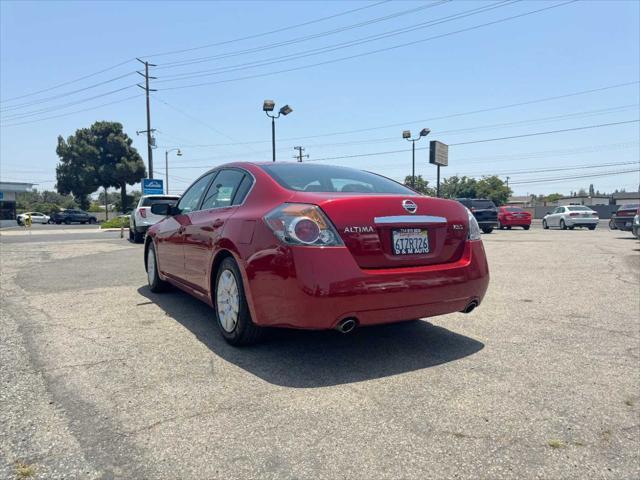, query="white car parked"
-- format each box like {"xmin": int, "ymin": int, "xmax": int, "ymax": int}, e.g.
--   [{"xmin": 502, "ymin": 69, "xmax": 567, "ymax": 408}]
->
[
  {"xmin": 17, "ymin": 212, "xmax": 51, "ymax": 225},
  {"xmin": 129, "ymin": 195, "xmax": 180, "ymax": 243},
  {"xmin": 543, "ymin": 206, "xmax": 599, "ymax": 230}
]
